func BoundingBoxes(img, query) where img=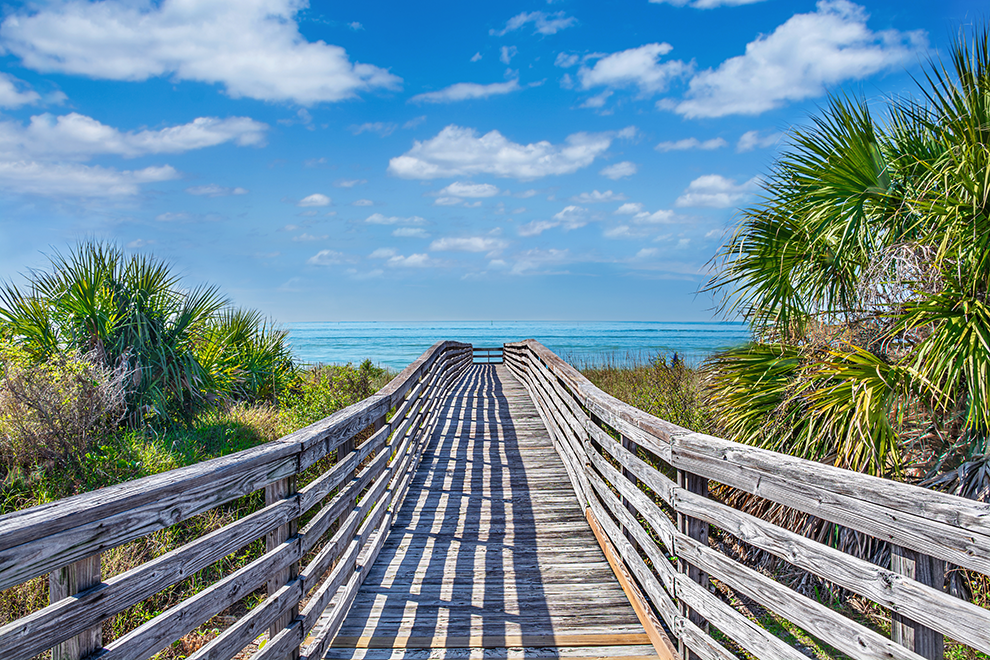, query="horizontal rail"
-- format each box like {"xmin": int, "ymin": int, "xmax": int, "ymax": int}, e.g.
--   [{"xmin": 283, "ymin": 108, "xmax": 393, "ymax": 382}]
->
[
  {"xmin": 0, "ymin": 340, "xmax": 472, "ymax": 660},
  {"xmin": 504, "ymin": 339, "xmax": 990, "ymax": 660},
  {"xmin": 472, "ymin": 346, "xmax": 504, "ymax": 364}
]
